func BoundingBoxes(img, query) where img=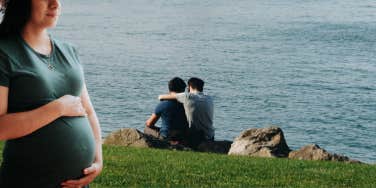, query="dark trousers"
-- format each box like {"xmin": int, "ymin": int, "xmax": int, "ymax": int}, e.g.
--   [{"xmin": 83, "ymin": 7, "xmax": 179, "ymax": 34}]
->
[
  {"xmin": 187, "ymin": 129, "xmax": 213, "ymax": 149},
  {"xmin": 144, "ymin": 126, "xmax": 163, "ymax": 139},
  {"xmin": 144, "ymin": 126, "xmax": 188, "ymax": 143}
]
